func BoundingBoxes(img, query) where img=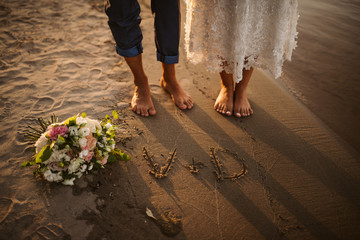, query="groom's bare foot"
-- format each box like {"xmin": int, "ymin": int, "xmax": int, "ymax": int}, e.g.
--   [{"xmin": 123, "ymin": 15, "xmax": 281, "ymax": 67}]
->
[
  {"xmin": 131, "ymin": 78, "xmax": 156, "ymax": 117},
  {"xmin": 233, "ymin": 88, "xmax": 253, "ymax": 118},
  {"xmin": 160, "ymin": 77, "xmax": 194, "ymax": 109},
  {"xmin": 124, "ymin": 55, "xmax": 156, "ymax": 117},
  {"xmin": 214, "ymin": 86, "xmax": 233, "ymax": 116},
  {"xmin": 160, "ymin": 63, "xmax": 193, "ymax": 110}
]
